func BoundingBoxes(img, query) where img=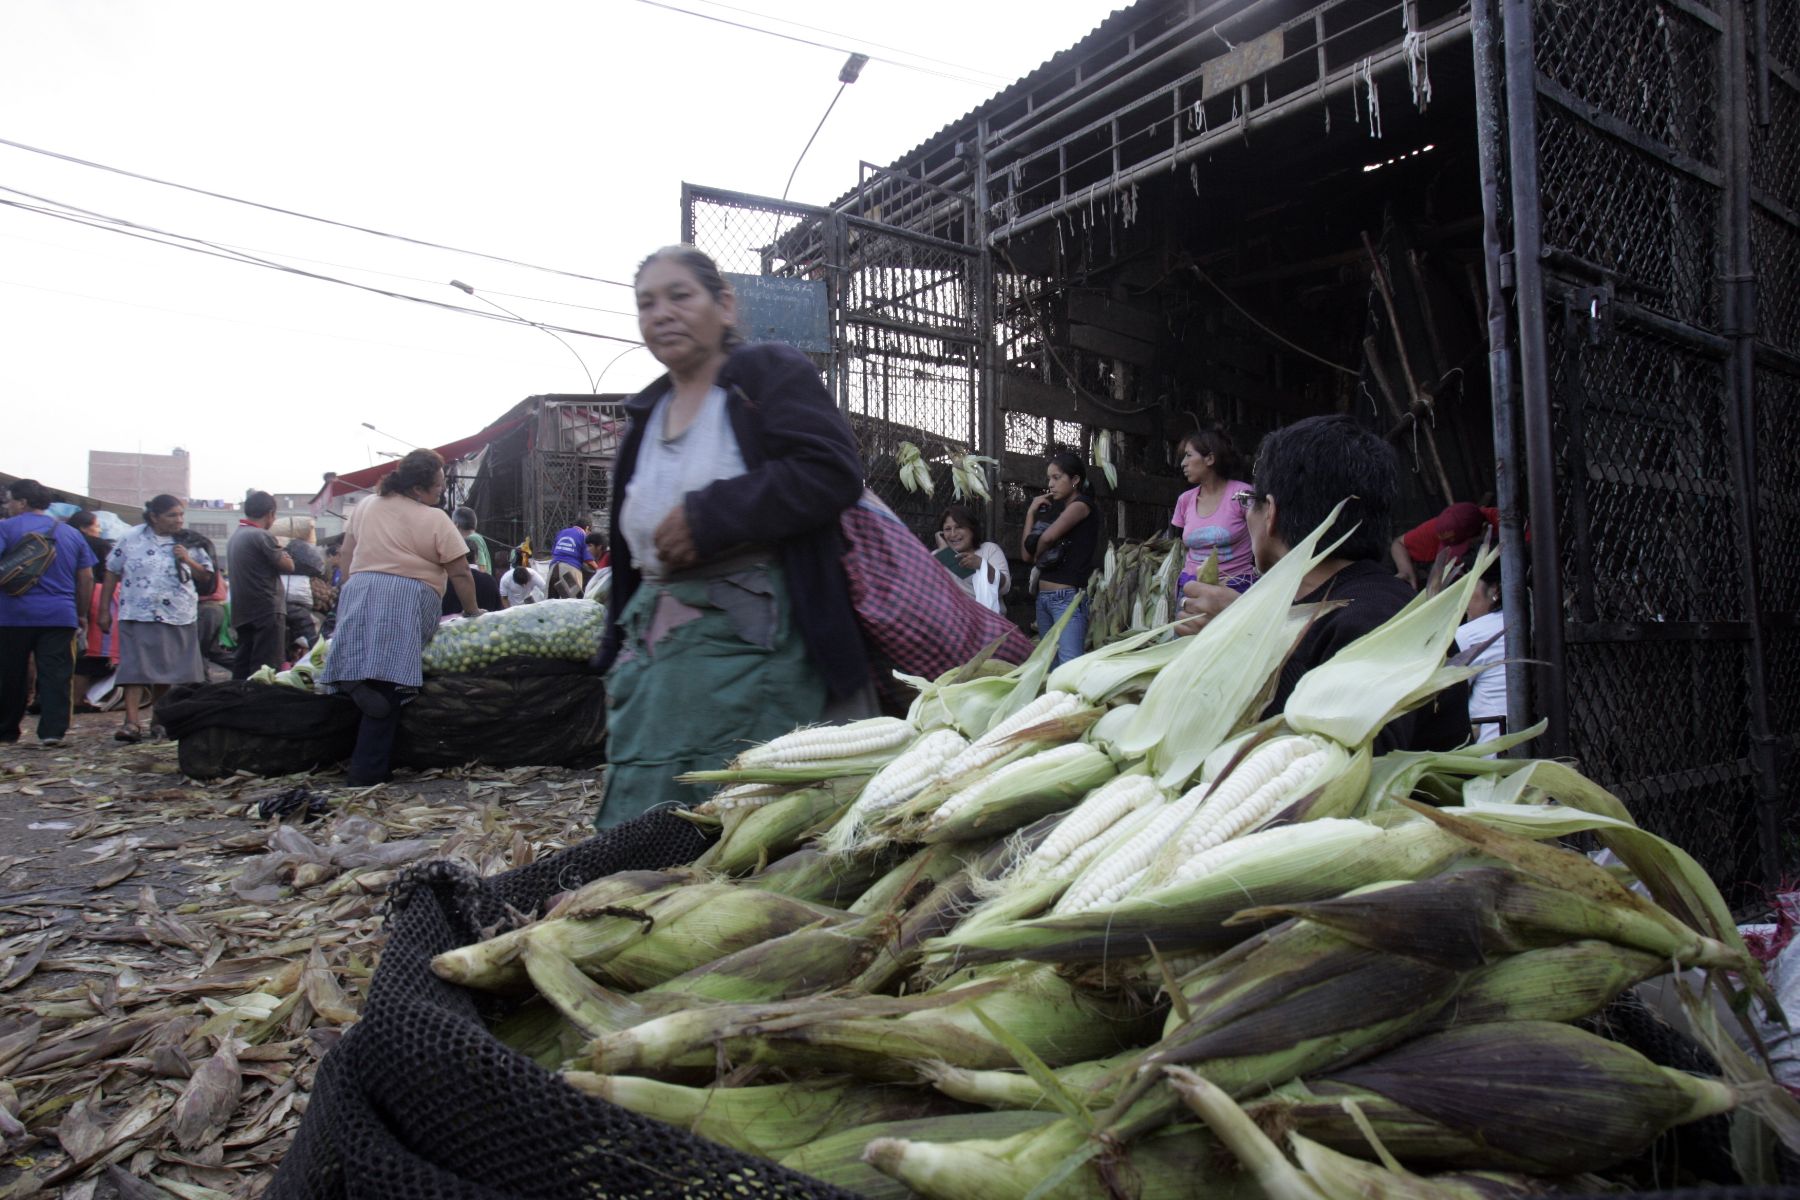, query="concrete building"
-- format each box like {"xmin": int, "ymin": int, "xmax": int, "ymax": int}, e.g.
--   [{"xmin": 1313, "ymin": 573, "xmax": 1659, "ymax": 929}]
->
[{"xmin": 87, "ymin": 449, "xmax": 191, "ymax": 508}]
